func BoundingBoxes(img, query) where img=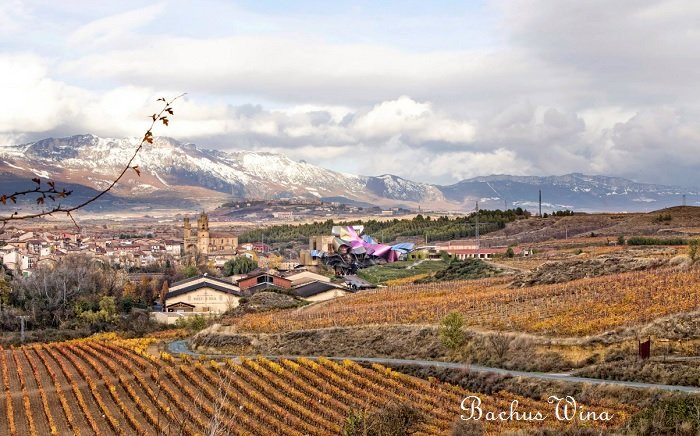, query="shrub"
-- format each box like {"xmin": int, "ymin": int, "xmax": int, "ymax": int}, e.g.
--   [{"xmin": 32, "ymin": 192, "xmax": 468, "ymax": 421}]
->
[
  {"xmin": 174, "ymin": 314, "xmax": 209, "ymax": 332},
  {"xmin": 439, "ymin": 312, "xmax": 466, "ymax": 351},
  {"xmin": 688, "ymin": 239, "xmax": 700, "ymax": 262},
  {"xmin": 652, "ymin": 213, "xmax": 673, "ymax": 223},
  {"xmin": 182, "ymin": 265, "xmax": 198, "ymax": 278},
  {"xmin": 343, "ymin": 401, "xmax": 424, "ymax": 436},
  {"xmin": 627, "ymin": 396, "xmax": 700, "ymax": 435},
  {"xmin": 627, "ymin": 237, "xmax": 686, "ymax": 246},
  {"xmin": 223, "ymin": 257, "xmax": 258, "ymax": 276}
]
